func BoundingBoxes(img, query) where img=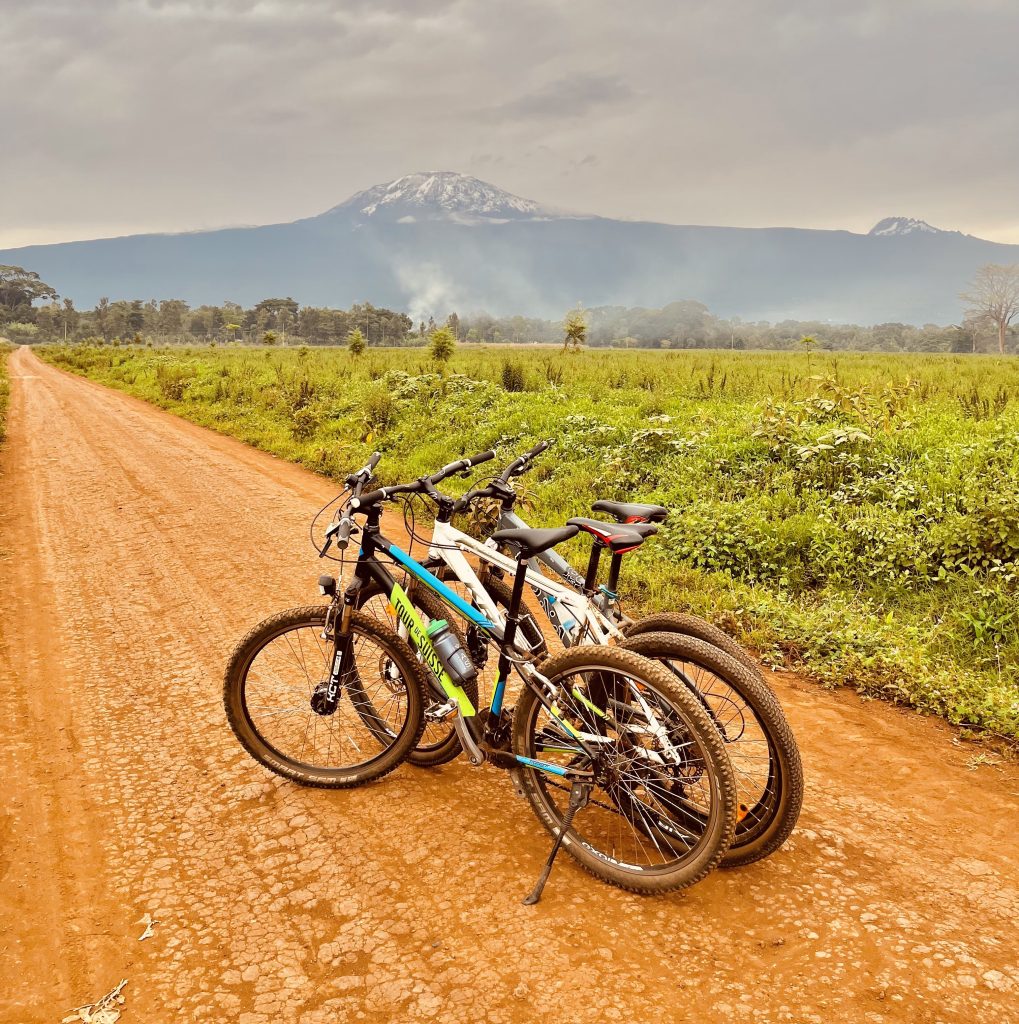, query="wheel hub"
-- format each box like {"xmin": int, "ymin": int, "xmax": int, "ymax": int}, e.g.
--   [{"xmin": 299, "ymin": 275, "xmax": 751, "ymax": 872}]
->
[{"xmin": 310, "ymin": 681, "xmax": 339, "ymax": 716}]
